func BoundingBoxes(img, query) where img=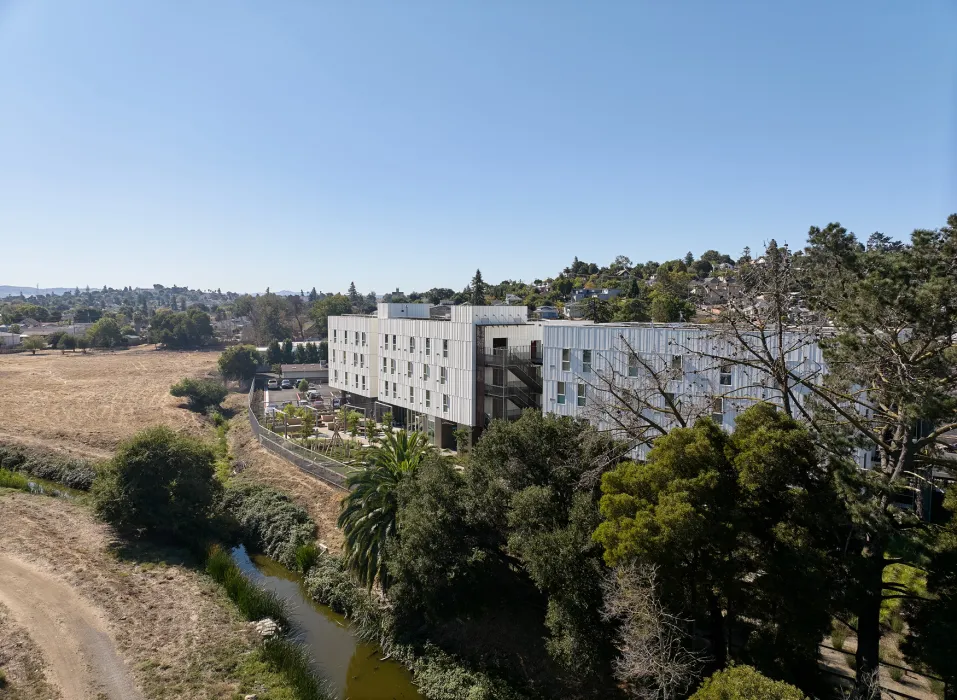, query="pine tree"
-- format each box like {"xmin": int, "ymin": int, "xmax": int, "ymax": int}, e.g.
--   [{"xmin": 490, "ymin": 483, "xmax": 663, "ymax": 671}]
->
[
  {"xmin": 470, "ymin": 269, "xmax": 486, "ymax": 305},
  {"xmin": 308, "ymin": 287, "xmax": 319, "ymax": 302},
  {"xmin": 684, "ymin": 251, "xmax": 694, "ymax": 267},
  {"xmin": 348, "ymin": 282, "xmax": 359, "ymax": 306}
]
